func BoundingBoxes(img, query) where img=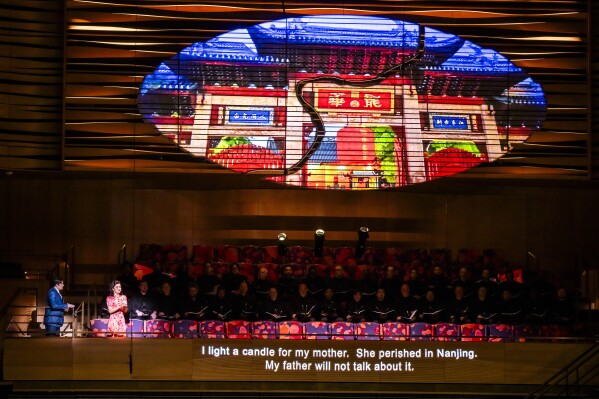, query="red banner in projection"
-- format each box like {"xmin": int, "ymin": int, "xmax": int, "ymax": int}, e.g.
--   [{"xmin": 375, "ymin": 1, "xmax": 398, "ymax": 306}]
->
[
  {"xmin": 315, "ymin": 89, "xmax": 394, "ymax": 113},
  {"xmin": 336, "ymin": 126, "xmax": 376, "ymax": 165}
]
